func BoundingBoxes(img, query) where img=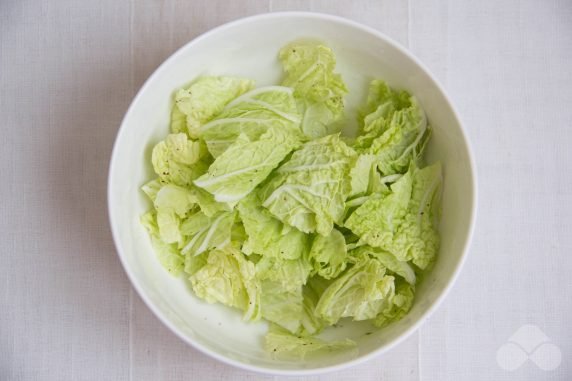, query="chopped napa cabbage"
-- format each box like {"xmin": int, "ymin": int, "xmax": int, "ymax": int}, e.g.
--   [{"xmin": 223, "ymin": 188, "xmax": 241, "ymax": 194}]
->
[
  {"xmin": 265, "ymin": 324, "xmax": 356, "ymax": 360},
  {"xmin": 354, "ymin": 80, "xmax": 430, "ymax": 176},
  {"xmin": 173, "ymin": 76, "xmax": 254, "ymax": 138},
  {"xmin": 260, "ymin": 134, "xmax": 356, "ymax": 236},
  {"xmin": 308, "ymin": 228, "xmax": 348, "ymax": 279},
  {"xmin": 315, "ymin": 256, "xmax": 396, "ymax": 325},
  {"xmin": 344, "ymin": 163, "xmax": 442, "ymax": 269},
  {"xmin": 237, "ymin": 192, "xmax": 311, "ymax": 260},
  {"xmin": 199, "ymin": 86, "xmax": 303, "ymax": 157},
  {"xmin": 139, "ymin": 41, "xmax": 443, "ymax": 357},
  {"xmin": 194, "ymin": 127, "xmax": 300, "ymax": 203},
  {"xmin": 190, "ymin": 246, "xmax": 261, "ymax": 321},
  {"xmin": 280, "ymin": 42, "xmax": 348, "ymax": 139}
]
